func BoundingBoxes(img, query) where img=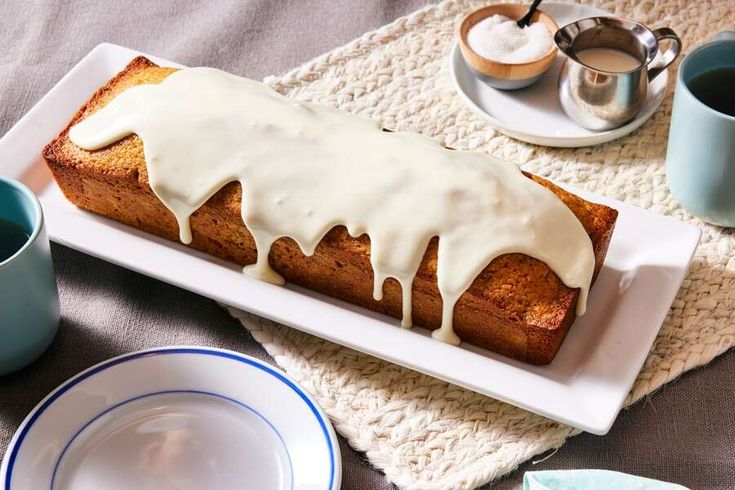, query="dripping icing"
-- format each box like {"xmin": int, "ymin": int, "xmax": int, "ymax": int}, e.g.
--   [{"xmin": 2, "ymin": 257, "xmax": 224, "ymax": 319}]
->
[{"xmin": 69, "ymin": 67, "xmax": 595, "ymax": 346}]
